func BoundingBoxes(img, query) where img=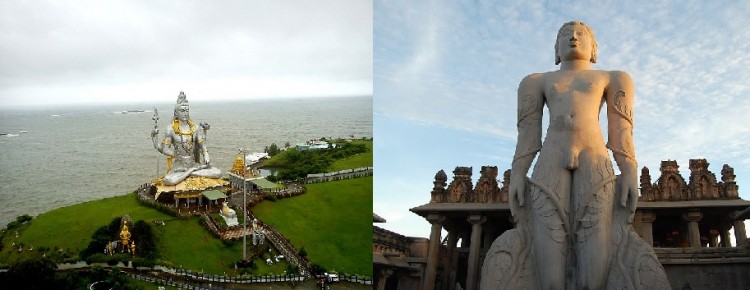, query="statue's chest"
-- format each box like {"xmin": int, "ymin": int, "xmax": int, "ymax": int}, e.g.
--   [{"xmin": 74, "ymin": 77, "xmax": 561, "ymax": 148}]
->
[
  {"xmin": 174, "ymin": 133, "xmax": 195, "ymax": 151},
  {"xmin": 545, "ymin": 74, "xmax": 605, "ymax": 103}
]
